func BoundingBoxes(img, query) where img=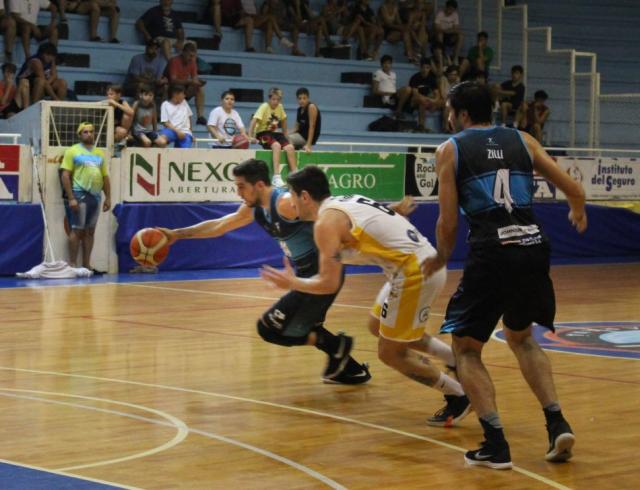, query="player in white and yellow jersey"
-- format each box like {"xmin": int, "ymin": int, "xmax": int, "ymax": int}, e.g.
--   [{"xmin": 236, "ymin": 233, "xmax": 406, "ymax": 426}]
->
[{"xmin": 261, "ymin": 165, "xmax": 472, "ymax": 426}]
